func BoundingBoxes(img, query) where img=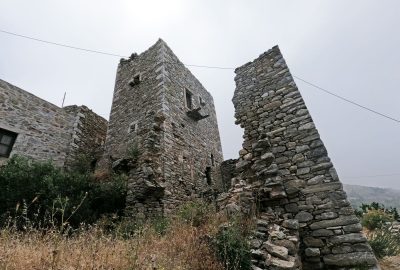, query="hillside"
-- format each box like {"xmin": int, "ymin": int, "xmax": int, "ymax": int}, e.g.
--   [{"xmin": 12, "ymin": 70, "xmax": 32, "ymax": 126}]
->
[{"xmin": 344, "ymin": 184, "xmax": 400, "ymax": 209}]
